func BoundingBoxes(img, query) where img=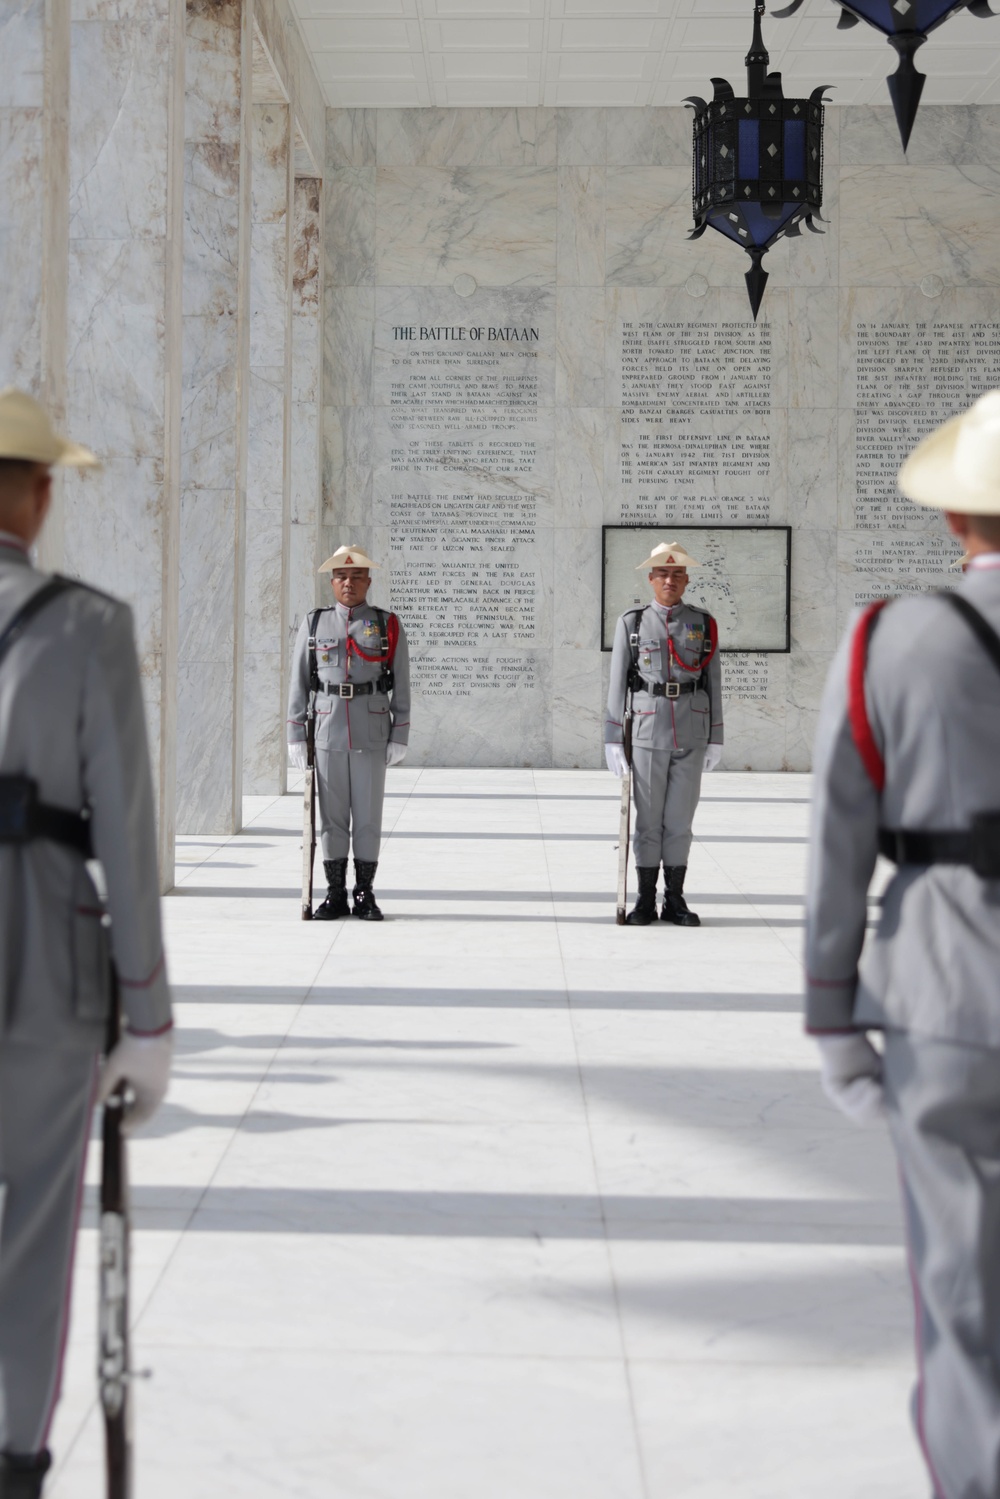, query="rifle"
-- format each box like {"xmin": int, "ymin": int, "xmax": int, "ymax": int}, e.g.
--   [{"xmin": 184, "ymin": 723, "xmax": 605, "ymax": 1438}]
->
[
  {"xmin": 615, "ymin": 704, "xmax": 634, "ymax": 926},
  {"xmin": 99, "ymin": 969, "xmax": 132, "ymax": 1499},
  {"xmin": 301, "ymin": 610, "xmax": 320, "ymax": 921},
  {"xmin": 301, "ymin": 693, "xmax": 317, "ymax": 921}
]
